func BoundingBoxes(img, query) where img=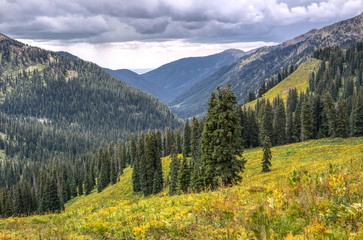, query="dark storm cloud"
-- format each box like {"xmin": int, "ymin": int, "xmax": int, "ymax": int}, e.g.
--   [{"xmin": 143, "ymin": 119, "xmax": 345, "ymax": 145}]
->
[{"xmin": 0, "ymin": 0, "xmax": 362, "ymax": 43}]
